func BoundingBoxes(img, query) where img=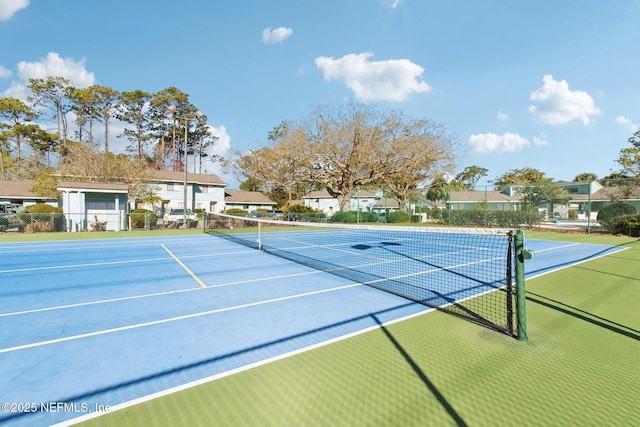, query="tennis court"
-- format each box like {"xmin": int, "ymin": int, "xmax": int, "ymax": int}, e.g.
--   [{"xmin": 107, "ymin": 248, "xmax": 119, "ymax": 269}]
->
[{"xmin": 0, "ymin": 231, "xmax": 627, "ymax": 426}]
